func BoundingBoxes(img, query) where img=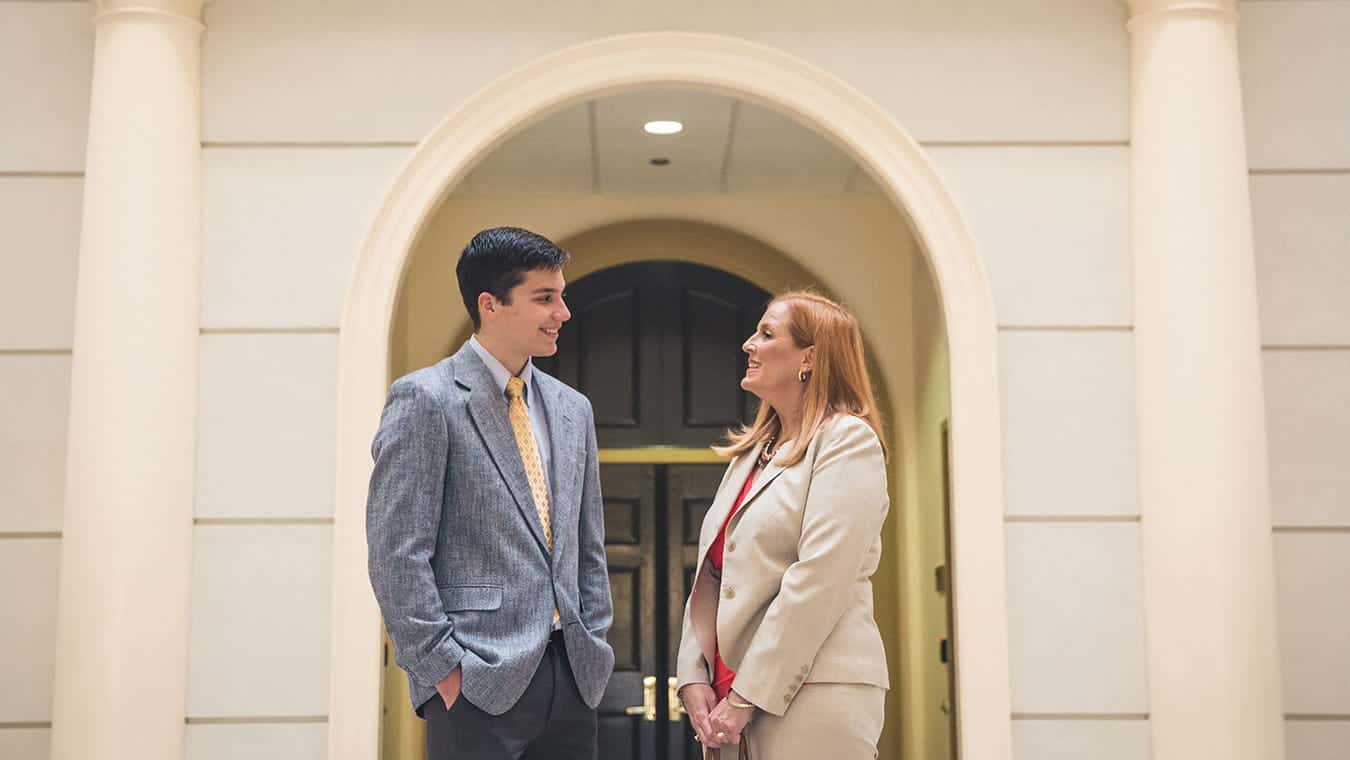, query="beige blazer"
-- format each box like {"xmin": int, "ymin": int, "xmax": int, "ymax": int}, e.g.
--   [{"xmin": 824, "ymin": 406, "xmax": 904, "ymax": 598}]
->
[{"xmin": 676, "ymin": 414, "xmax": 890, "ymax": 717}]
